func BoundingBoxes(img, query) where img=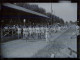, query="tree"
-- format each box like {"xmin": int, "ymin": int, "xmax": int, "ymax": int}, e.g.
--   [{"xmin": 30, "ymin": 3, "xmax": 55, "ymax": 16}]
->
[
  {"xmin": 59, "ymin": 18, "xmax": 64, "ymax": 25},
  {"xmin": 15, "ymin": 3, "xmax": 25, "ymax": 7},
  {"xmin": 65, "ymin": 21, "xmax": 68, "ymax": 25},
  {"xmin": 69, "ymin": 20, "xmax": 73, "ymax": 24},
  {"xmin": 11, "ymin": 3, "xmax": 65, "ymax": 26}
]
